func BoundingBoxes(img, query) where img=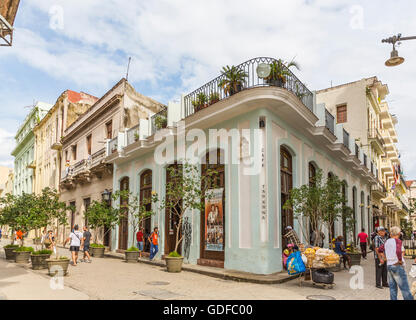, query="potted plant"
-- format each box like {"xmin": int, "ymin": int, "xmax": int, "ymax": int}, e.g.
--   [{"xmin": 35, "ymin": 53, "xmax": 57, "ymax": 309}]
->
[
  {"xmin": 14, "ymin": 246, "xmax": 34, "ymax": 264},
  {"xmin": 265, "ymin": 59, "xmax": 300, "ymax": 87},
  {"xmin": 3, "ymin": 244, "xmax": 19, "ymax": 260},
  {"xmin": 346, "ymin": 244, "xmax": 362, "ymax": 265},
  {"xmin": 84, "ymin": 199, "xmax": 122, "ymax": 258},
  {"xmin": 134, "ymin": 132, "xmax": 140, "ymax": 142},
  {"xmin": 209, "ymin": 92, "xmax": 220, "ymax": 105},
  {"xmin": 46, "ymin": 256, "xmax": 70, "ymax": 276},
  {"xmin": 31, "ymin": 249, "xmax": 52, "ymax": 270},
  {"xmin": 218, "ymin": 65, "xmax": 247, "ymax": 96},
  {"xmin": 150, "ymin": 163, "xmax": 218, "ymax": 273},
  {"xmin": 154, "ymin": 115, "xmax": 167, "ymax": 130},
  {"xmin": 125, "ymin": 246, "xmax": 140, "ymax": 263}
]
